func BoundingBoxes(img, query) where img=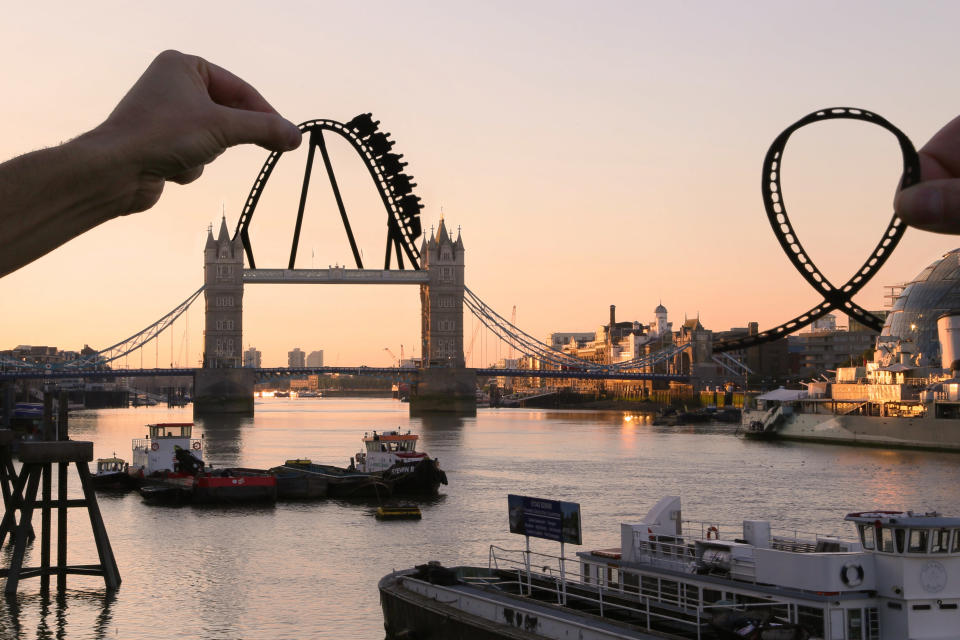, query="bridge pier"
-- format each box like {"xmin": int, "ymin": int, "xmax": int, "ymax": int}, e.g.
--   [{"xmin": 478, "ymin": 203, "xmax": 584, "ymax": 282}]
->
[
  {"xmin": 409, "ymin": 367, "xmax": 476, "ymax": 416},
  {"xmin": 193, "ymin": 369, "xmax": 255, "ymax": 415}
]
